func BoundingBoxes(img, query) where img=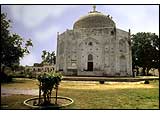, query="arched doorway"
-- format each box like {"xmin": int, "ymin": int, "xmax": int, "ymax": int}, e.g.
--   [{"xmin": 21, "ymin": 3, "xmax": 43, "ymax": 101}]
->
[
  {"xmin": 87, "ymin": 54, "xmax": 93, "ymax": 71},
  {"xmin": 120, "ymin": 55, "xmax": 127, "ymax": 75}
]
